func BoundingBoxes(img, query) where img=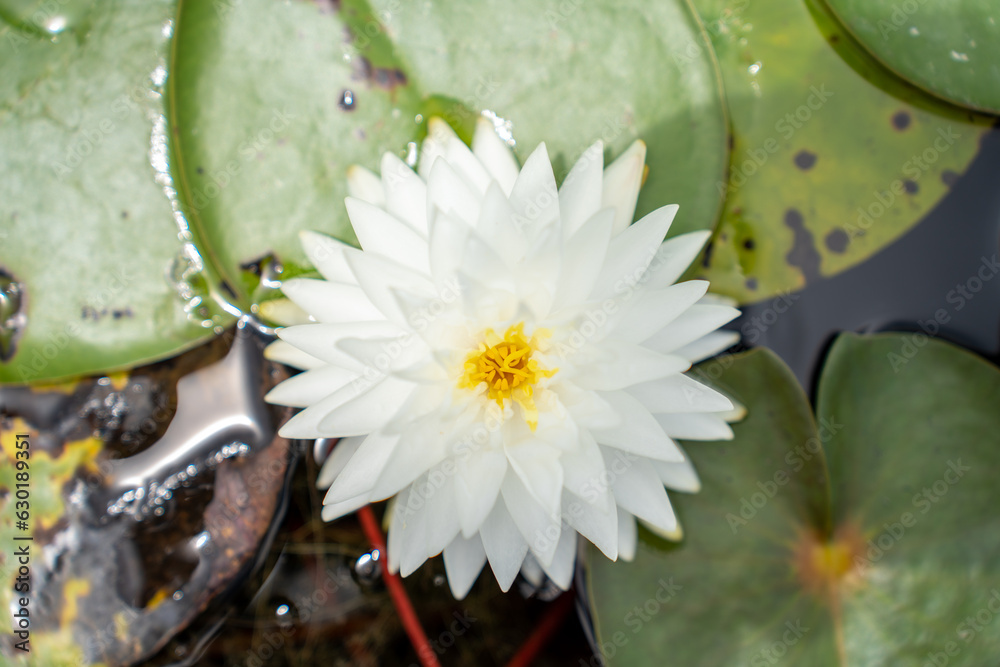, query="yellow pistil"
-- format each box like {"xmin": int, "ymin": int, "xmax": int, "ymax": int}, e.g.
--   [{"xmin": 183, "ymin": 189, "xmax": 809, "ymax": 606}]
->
[{"xmin": 458, "ymin": 323, "xmax": 557, "ymax": 430}]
